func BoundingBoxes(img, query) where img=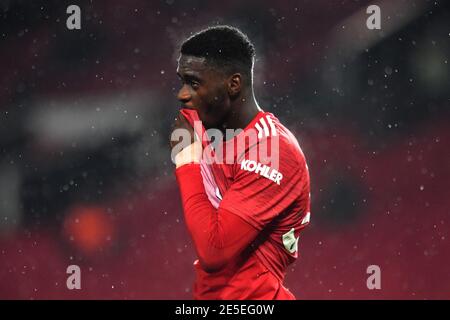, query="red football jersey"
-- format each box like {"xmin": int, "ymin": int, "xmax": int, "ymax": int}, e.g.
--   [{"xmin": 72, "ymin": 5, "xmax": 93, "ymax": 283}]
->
[{"xmin": 180, "ymin": 109, "xmax": 311, "ymax": 299}]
